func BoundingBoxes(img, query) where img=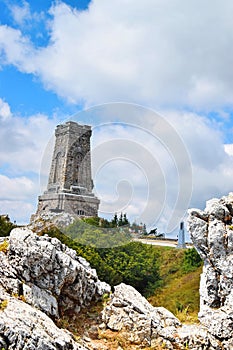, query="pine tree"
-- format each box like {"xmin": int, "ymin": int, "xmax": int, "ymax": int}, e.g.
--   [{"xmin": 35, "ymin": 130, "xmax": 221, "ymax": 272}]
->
[
  {"xmin": 123, "ymin": 213, "xmax": 129, "ymax": 226},
  {"xmin": 118, "ymin": 212, "xmax": 123, "ymax": 226},
  {"xmin": 111, "ymin": 213, "xmax": 118, "ymax": 227}
]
